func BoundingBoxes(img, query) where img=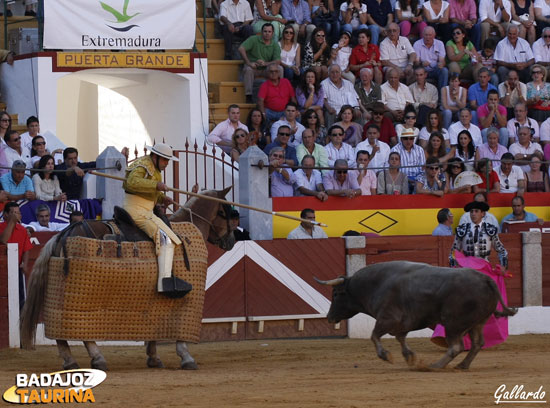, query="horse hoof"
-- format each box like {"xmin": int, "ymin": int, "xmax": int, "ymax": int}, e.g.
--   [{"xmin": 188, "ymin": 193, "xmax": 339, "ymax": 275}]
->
[
  {"xmin": 181, "ymin": 361, "xmax": 198, "ymax": 370},
  {"xmin": 147, "ymin": 357, "xmax": 165, "ymax": 368},
  {"xmin": 63, "ymin": 361, "xmax": 80, "ymax": 370},
  {"xmin": 91, "ymin": 357, "xmax": 108, "ymax": 371}
]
